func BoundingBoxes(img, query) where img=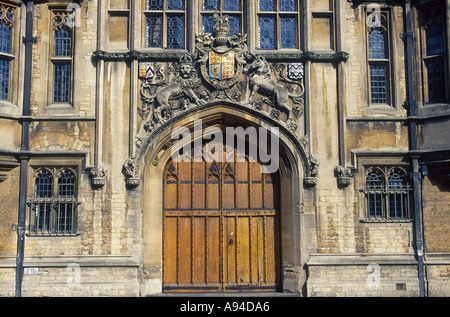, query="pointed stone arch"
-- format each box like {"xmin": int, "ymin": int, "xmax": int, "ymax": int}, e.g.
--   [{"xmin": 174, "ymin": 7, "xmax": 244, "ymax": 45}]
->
[
  {"xmin": 123, "ymin": 101, "xmax": 318, "ymax": 190},
  {"xmin": 132, "ymin": 107, "xmax": 311, "ymax": 295}
]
